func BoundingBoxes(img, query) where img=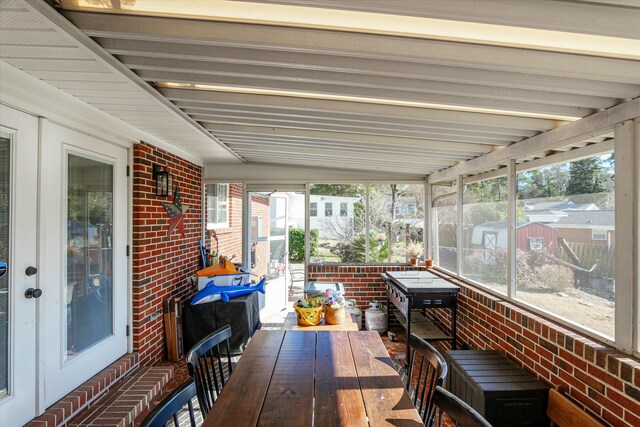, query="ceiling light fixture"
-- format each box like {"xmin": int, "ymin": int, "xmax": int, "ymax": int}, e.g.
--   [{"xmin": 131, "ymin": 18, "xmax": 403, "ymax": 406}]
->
[
  {"xmin": 62, "ymin": 0, "xmax": 640, "ymax": 60},
  {"xmin": 155, "ymin": 82, "xmax": 581, "ymax": 122}
]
